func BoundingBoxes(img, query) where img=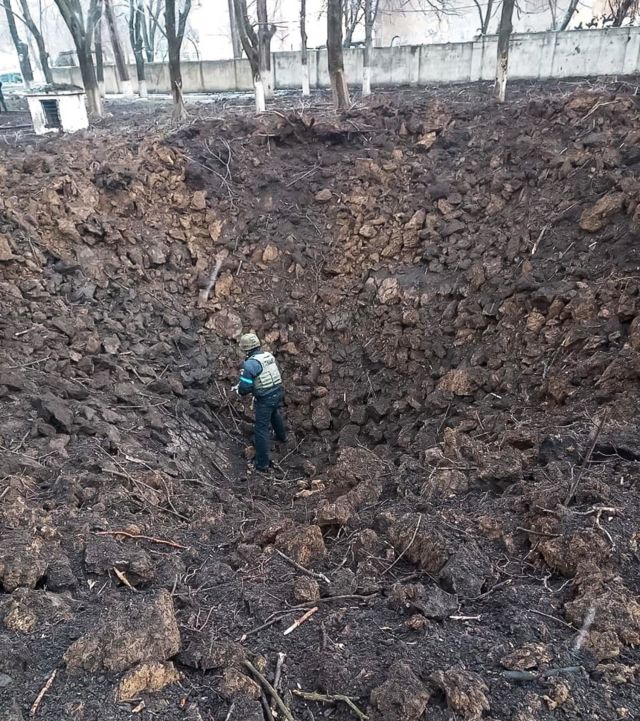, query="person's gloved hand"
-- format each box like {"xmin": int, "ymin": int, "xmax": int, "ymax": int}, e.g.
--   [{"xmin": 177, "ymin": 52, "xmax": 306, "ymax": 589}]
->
[{"xmin": 231, "ymin": 383, "xmax": 240, "ymax": 395}]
